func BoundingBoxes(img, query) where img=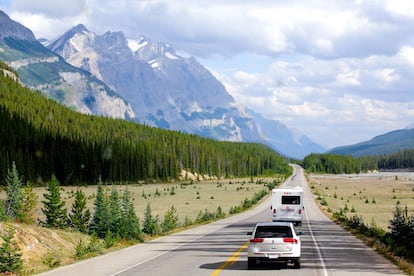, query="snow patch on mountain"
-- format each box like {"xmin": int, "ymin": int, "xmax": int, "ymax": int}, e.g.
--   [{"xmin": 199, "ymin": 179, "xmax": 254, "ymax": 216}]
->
[
  {"xmin": 149, "ymin": 59, "xmax": 160, "ymax": 69},
  {"xmin": 127, "ymin": 36, "xmax": 147, "ymax": 52},
  {"xmin": 165, "ymin": 51, "xmax": 178, "ymax": 60}
]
